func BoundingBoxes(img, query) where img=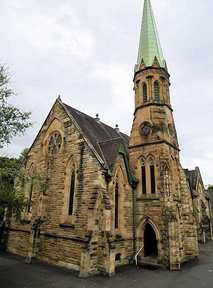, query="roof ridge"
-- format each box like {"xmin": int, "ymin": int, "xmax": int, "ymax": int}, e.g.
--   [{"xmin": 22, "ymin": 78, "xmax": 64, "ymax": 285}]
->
[
  {"xmin": 64, "ymin": 102, "xmax": 129, "ymax": 138},
  {"xmin": 98, "ymin": 137, "xmax": 123, "ymax": 144}
]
